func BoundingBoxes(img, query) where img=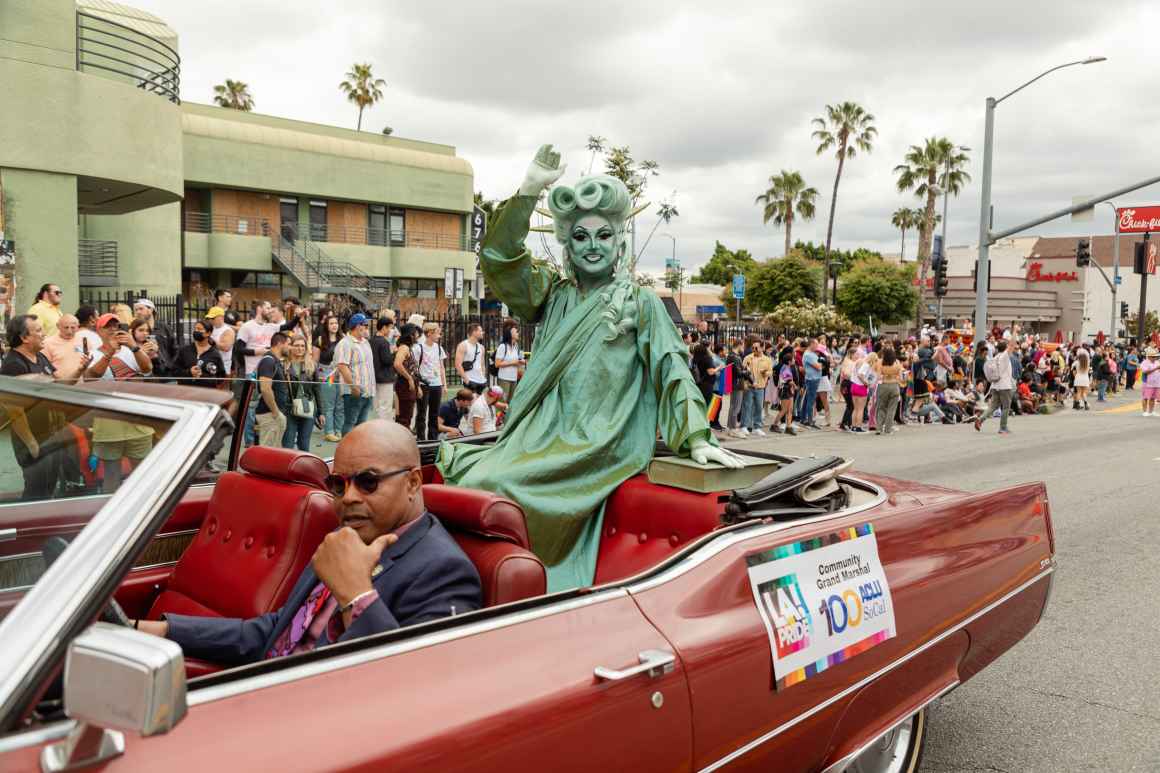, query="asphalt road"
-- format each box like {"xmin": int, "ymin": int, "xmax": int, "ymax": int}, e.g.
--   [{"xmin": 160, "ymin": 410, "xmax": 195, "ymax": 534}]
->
[{"xmin": 721, "ymin": 390, "xmax": 1160, "ymax": 773}]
